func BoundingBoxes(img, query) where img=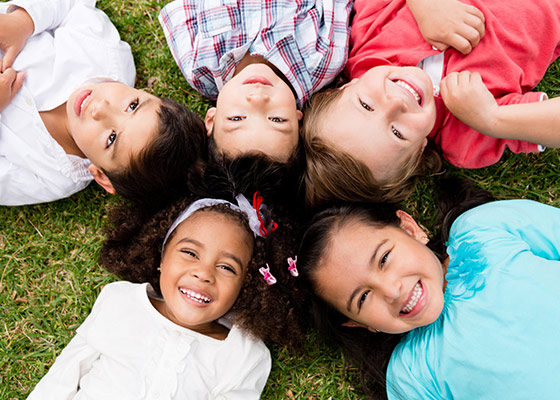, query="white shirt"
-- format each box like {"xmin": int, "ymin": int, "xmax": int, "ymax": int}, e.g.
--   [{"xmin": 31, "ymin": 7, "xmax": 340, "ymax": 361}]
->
[
  {"xmin": 0, "ymin": 0, "xmax": 135, "ymax": 205},
  {"xmin": 27, "ymin": 282, "xmax": 272, "ymax": 400}
]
